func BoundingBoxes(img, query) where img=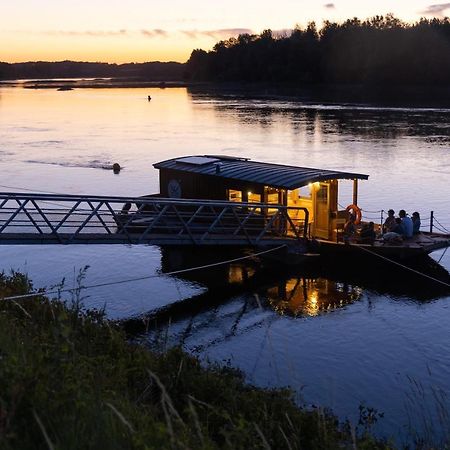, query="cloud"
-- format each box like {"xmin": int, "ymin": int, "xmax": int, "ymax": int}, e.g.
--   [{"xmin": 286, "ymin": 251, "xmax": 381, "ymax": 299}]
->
[
  {"xmin": 44, "ymin": 30, "xmax": 128, "ymax": 37},
  {"xmin": 420, "ymin": 2, "xmax": 450, "ymax": 17},
  {"xmin": 324, "ymin": 3, "xmax": 335, "ymax": 8},
  {"xmin": 181, "ymin": 28, "xmax": 253, "ymax": 40},
  {"xmin": 141, "ymin": 29, "xmax": 168, "ymax": 38}
]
